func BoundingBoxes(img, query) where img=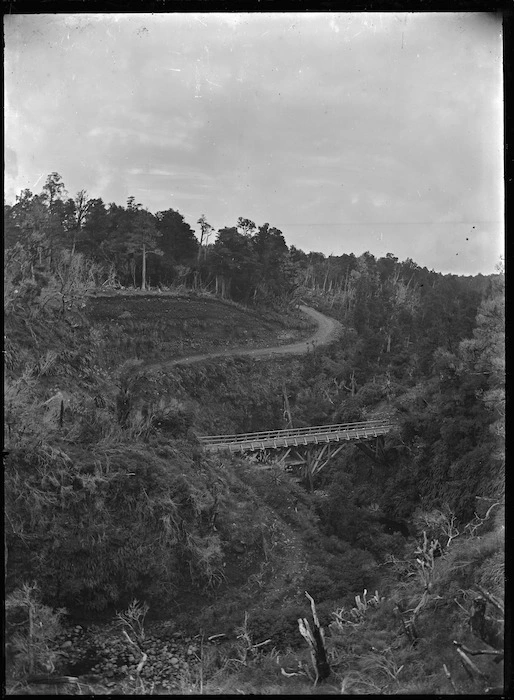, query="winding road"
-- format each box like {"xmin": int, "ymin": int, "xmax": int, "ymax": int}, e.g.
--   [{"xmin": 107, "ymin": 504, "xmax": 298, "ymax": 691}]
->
[{"xmin": 146, "ymin": 305, "xmax": 342, "ymax": 370}]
